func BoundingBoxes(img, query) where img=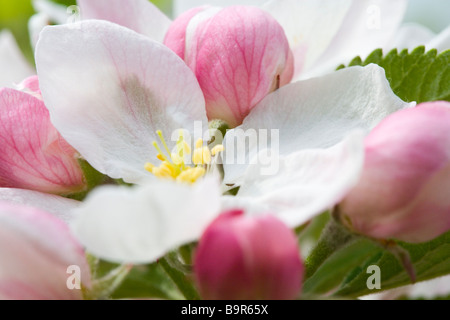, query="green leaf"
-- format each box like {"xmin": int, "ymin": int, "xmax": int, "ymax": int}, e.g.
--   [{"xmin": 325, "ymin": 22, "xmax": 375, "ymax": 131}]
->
[
  {"xmin": 112, "ymin": 263, "xmax": 184, "ymax": 300},
  {"xmin": 335, "ymin": 232, "xmax": 450, "ymax": 298},
  {"xmin": 303, "ymin": 226, "xmax": 450, "ymax": 298},
  {"xmin": 303, "ymin": 238, "xmax": 379, "ymax": 295},
  {"xmin": 338, "ymin": 47, "xmax": 450, "ymax": 103},
  {"xmin": 158, "ymin": 256, "xmax": 200, "ymax": 300}
]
